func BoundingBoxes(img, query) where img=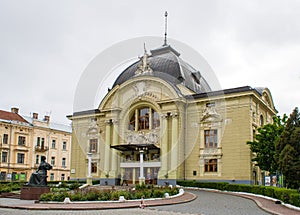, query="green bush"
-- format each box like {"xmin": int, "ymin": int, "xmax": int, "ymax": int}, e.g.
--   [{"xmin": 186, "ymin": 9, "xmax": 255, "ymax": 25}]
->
[
  {"xmin": 177, "ymin": 180, "xmax": 300, "ymax": 207},
  {"xmin": 0, "ymin": 182, "xmax": 23, "ymax": 193},
  {"xmin": 289, "ymin": 193, "xmax": 300, "ymax": 206},
  {"xmin": 264, "ymin": 186, "xmax": 275, "ymax": 198}
]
